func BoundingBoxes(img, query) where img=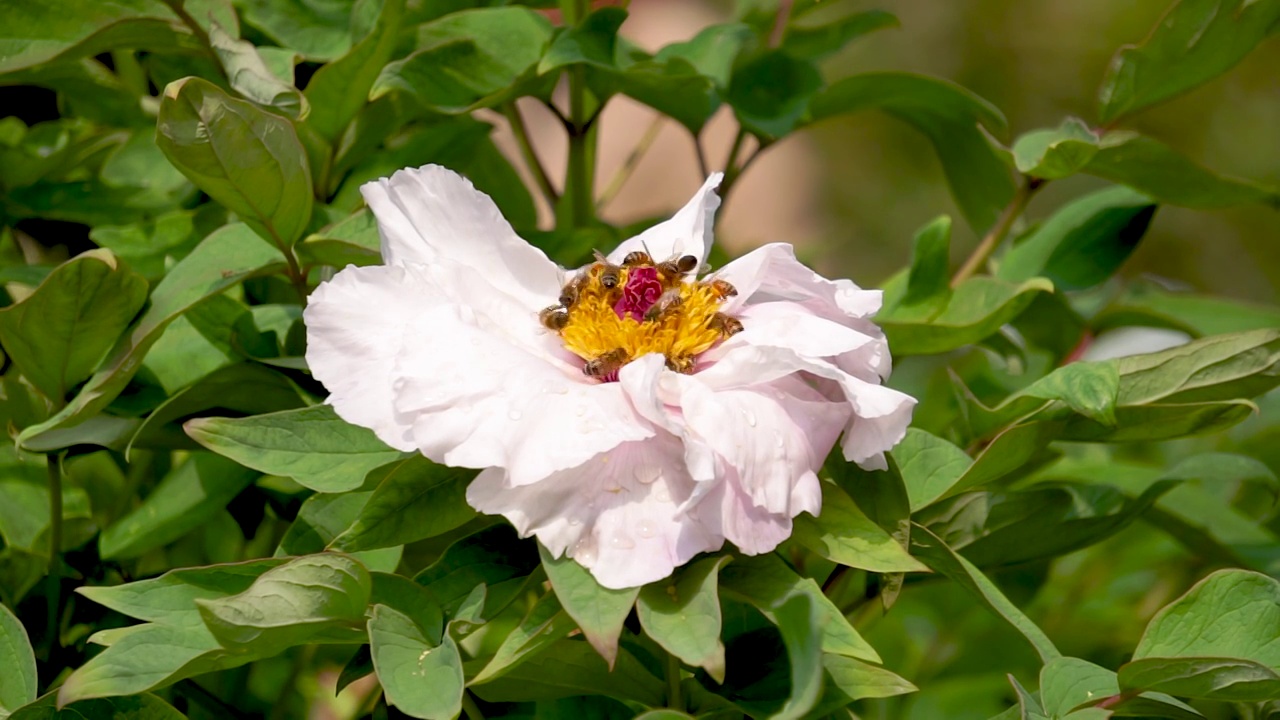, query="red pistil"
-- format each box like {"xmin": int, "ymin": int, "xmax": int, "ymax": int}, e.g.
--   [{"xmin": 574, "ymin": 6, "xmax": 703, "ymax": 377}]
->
[{"xmin": 613, "ymin": 266, "xmax": 663, "ymax": 321}]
